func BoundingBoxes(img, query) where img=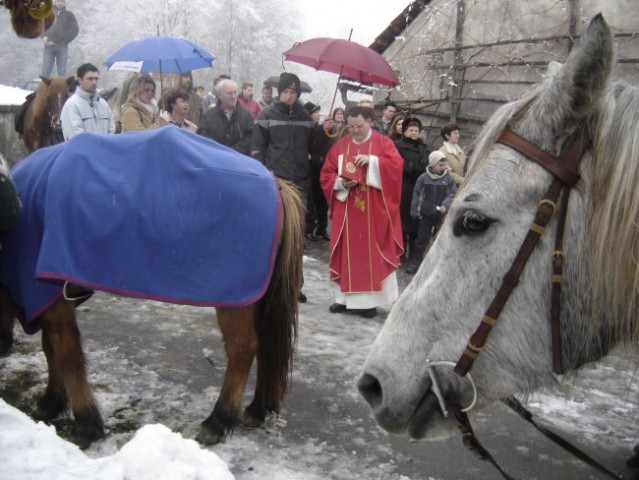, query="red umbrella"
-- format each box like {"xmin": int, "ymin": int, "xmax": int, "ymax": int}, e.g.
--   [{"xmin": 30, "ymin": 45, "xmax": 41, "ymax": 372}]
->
[{"xmin": 283, "ymin": 37, "xmax": 399, "ymax": 87}]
